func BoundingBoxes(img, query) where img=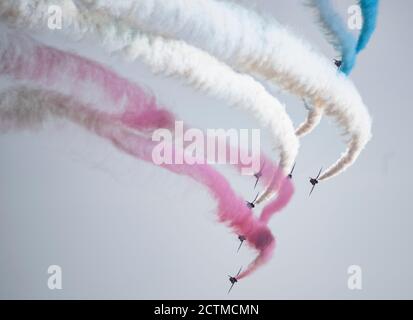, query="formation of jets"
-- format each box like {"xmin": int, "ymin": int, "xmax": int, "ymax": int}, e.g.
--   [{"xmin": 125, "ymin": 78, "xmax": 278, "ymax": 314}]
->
[
  {"xmin": 227, "ymin": 162, "xmax": 325, "ymax": 293},
  {"xmin": 227, "ymin": 58, "xmax": 340, "ymax": 293},
  {"xmin": 229, "ymin": 57, "xmax": 342, "ymax": 291}
]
